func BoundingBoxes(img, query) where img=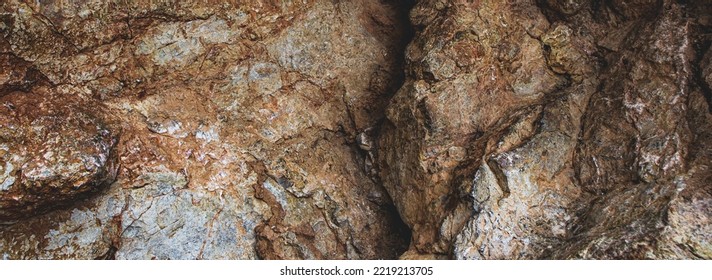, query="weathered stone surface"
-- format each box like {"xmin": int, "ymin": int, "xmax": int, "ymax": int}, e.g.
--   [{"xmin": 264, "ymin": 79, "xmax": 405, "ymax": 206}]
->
[
  {"xmin": 2, "ymin": 0, "xmax": 711, "ymax": 260},
  {"xmin": 0, "ymin": 88, "xmax": 119, "ymax": 222},
  {"xmin": 378, "ymin": 0, "xmax": 712, "ymax": 259},
  {"xmin": 1, "ymin": 0, "xmax": 411, "ymax": 259},
  {"xmin": 380, "ymin": 0, "xmax": 574, "ymax": 257}
]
